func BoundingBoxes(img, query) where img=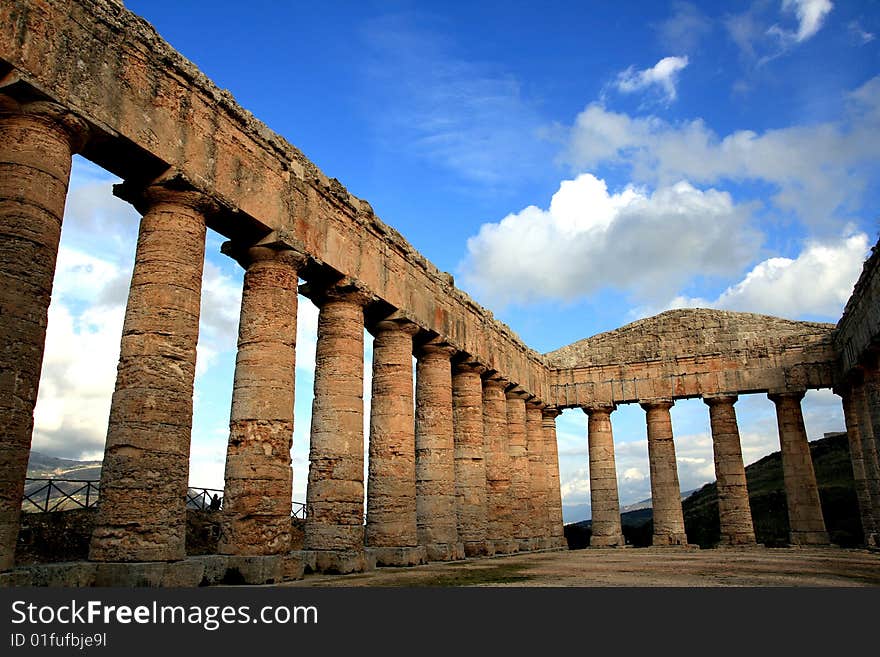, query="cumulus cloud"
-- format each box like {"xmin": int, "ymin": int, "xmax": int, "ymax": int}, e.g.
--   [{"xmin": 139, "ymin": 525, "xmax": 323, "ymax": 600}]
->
[
  {"xmin": 614, "ymin": 56, "xmax": 689, "ymax": 104},
  {"xmin": 460, "ymin": 173, "xmax": 759, "ymax": 306},
  {"xmin": 658, "ymin": 230, "xmax": 869, "ymax": 319},
  {"xmin": 562, "ymin": 76, "xmax": 880, "ymax": 227},
  {"xmin": 773, "ymin": 0, "xmax": 833, "ymax": 43}
]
